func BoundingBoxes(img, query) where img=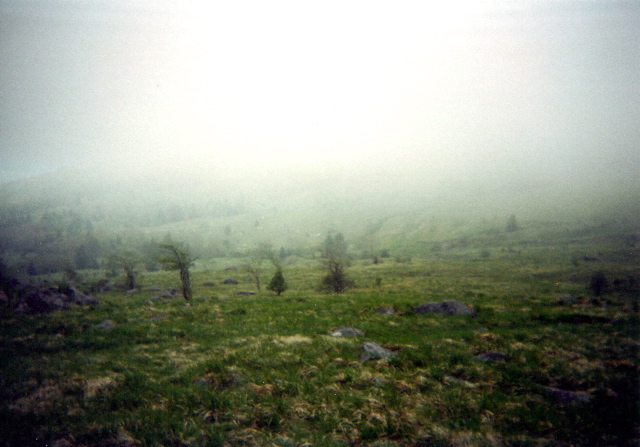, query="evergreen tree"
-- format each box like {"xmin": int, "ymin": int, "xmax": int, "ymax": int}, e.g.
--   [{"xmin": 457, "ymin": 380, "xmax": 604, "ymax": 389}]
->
[
  {"xmin": 267, "ymin": 268, "xmax": 288, "ymax": 296},
  {"xmin": 505, "ymin": 214, "xmax": 519, "ymax": 232}
]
